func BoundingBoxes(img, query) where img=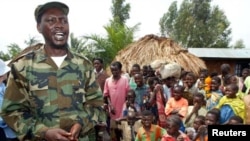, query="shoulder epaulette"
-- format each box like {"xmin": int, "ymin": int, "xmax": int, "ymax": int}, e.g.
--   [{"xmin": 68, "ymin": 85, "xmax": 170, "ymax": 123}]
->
[{"xmin": 8, "ymin": 43, "xmax": 43, "ymax": 66}]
